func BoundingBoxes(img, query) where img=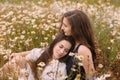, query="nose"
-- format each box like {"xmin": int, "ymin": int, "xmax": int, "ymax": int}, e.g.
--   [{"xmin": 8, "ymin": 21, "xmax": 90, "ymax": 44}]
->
[
  {"xmin": 61, "ymin": 25, "xmax": 64, "ymax": 30},
  {"xmin": 61, "ymin": 27, "xmax": 65, "ymax": 33},
  {"xmin": 60, "ymin": 49, "xmax": 64, "ymax": 54}
]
